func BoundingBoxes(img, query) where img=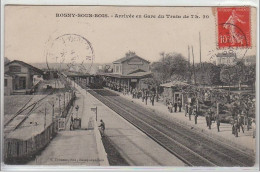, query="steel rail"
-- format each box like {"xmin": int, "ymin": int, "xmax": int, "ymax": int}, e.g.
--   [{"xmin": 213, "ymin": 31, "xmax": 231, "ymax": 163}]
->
[
  {"xmin": 88, "ymin": 89, "xmax": 216, "ymax": 166},
  {"xmin": 4, "ymin": 90, "xmax": 54, "ymax": 133},
  {"xmin": 105, "ymin": 93, "xmax": 254, "ymax": 167},
  {"xmin": 4, "ymin": 97, "xmax": 33, "ymax": 127},
  {"xmin": 89, "ymin": 89, "xmax": 255, "ymax": 167},
  {"xmin": 107, "ymin": 88, "xmax": 255, "ymax": 160}
]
